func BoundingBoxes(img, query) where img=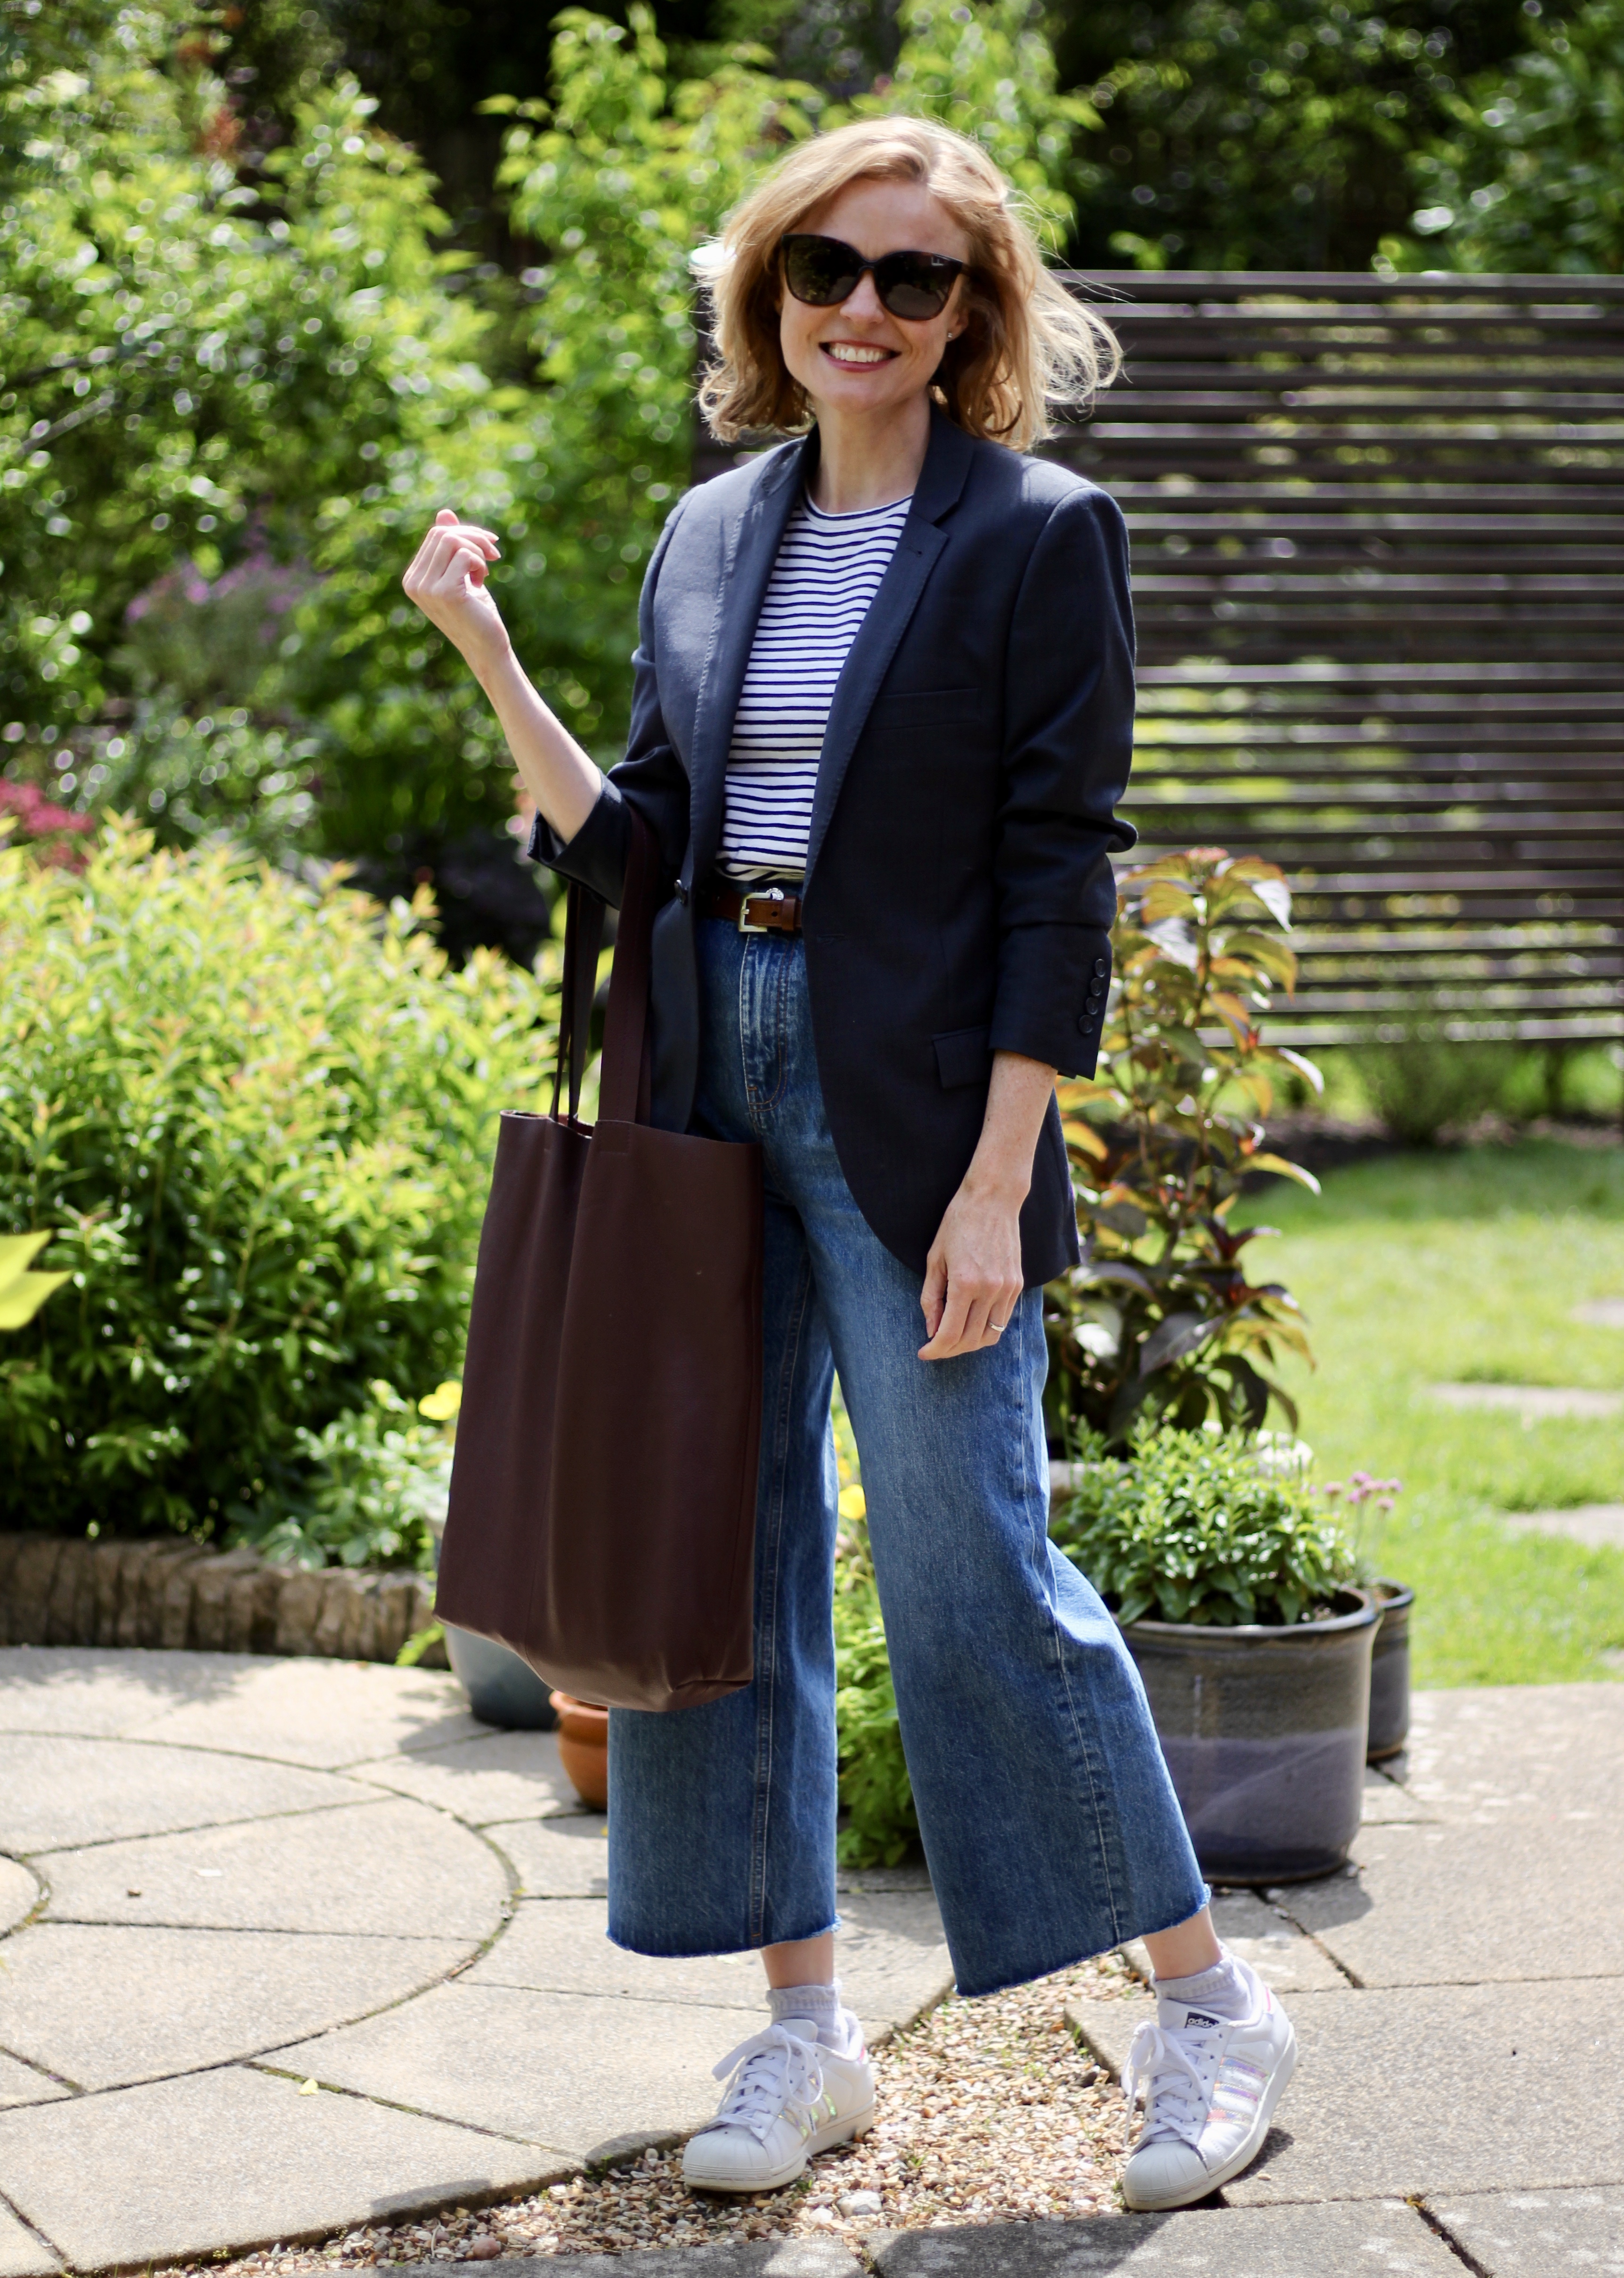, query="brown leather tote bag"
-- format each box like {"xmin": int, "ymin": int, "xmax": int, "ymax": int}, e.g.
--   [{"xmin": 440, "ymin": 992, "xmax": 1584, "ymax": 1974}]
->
[{"xmin": 434, "ymin": 811, "xmax": 763, "ymax": 1712}]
